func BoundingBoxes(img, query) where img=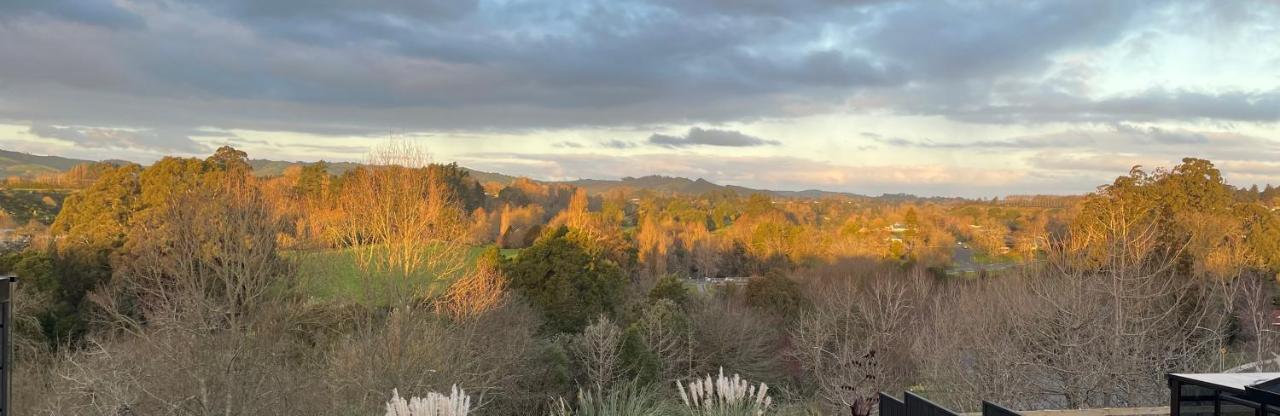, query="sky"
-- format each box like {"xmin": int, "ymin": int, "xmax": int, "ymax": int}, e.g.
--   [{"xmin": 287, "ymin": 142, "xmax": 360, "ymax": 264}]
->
[{"xmin": 0, "ymin": 0, "xmax": 1277, "ymax": 197}]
